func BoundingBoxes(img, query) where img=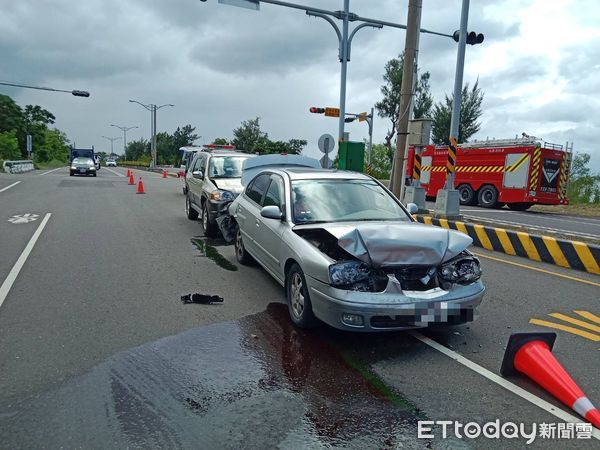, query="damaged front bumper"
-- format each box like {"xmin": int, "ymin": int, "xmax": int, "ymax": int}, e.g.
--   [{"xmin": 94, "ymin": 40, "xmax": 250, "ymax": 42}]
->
[{"xmin": 307, "ymin": 277, "xmax": 485, "ymax": 332}]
